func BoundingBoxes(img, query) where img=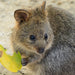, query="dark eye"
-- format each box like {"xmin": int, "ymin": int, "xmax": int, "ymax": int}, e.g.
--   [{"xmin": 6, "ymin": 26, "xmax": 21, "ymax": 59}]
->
[
  {"xmin": 30, "ymin": 35, "xmax": 36, "ymax": 41},
  {"xmin": 44, "ymin": 34, "xmax": 48, "ymax": 40}
]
